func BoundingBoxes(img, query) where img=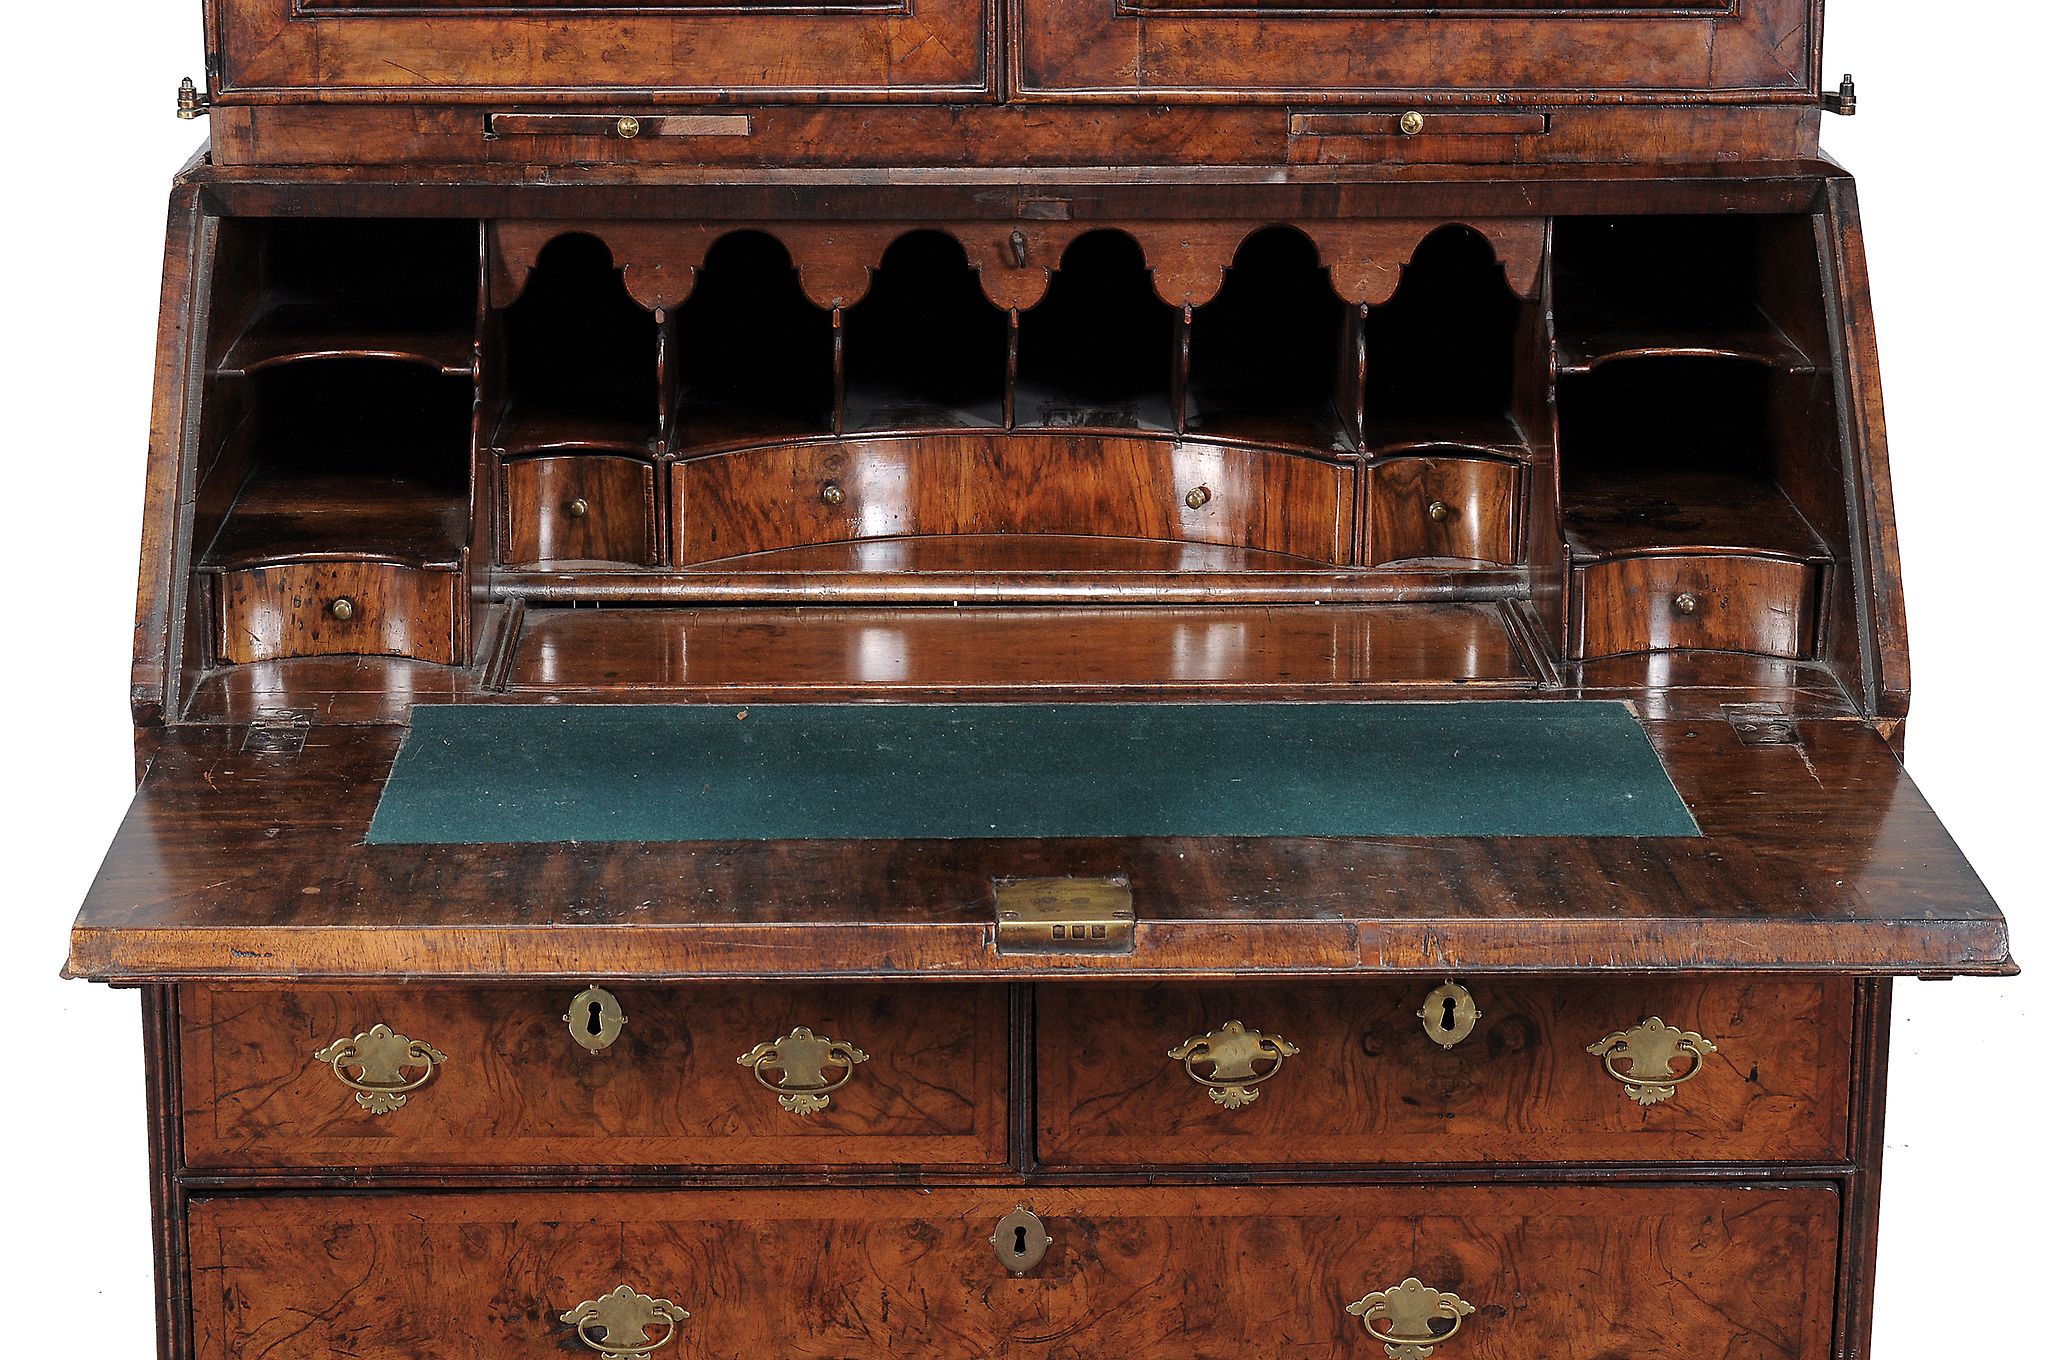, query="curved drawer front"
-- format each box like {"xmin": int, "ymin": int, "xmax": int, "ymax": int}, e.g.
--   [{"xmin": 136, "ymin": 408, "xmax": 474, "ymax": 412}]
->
[
  {"xmin": 180, "ymin": 984, "xmax": 1007, "ymax": 1169},
  {"xmin": 189, "ymin": 1183, "xmax": 1840, "ymax": 1360},
  {"xmin": 1571, "ymin": 553, "xmax": 1823, "ymax": 660},
  {"xmin": 1363, "ymin": 453, "xmax": 1521, "ymax": 565},
  {"xmin": 1038, "ymin": 978, "xmax": 1852, "ymax": 1166},
  {"xmin": 213, "ymin": 560, "xmax": 462, "ymax": 665},
  {"xmin": 674, "ymin": 434, "xmax": 1355, "ymax": 564}
]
